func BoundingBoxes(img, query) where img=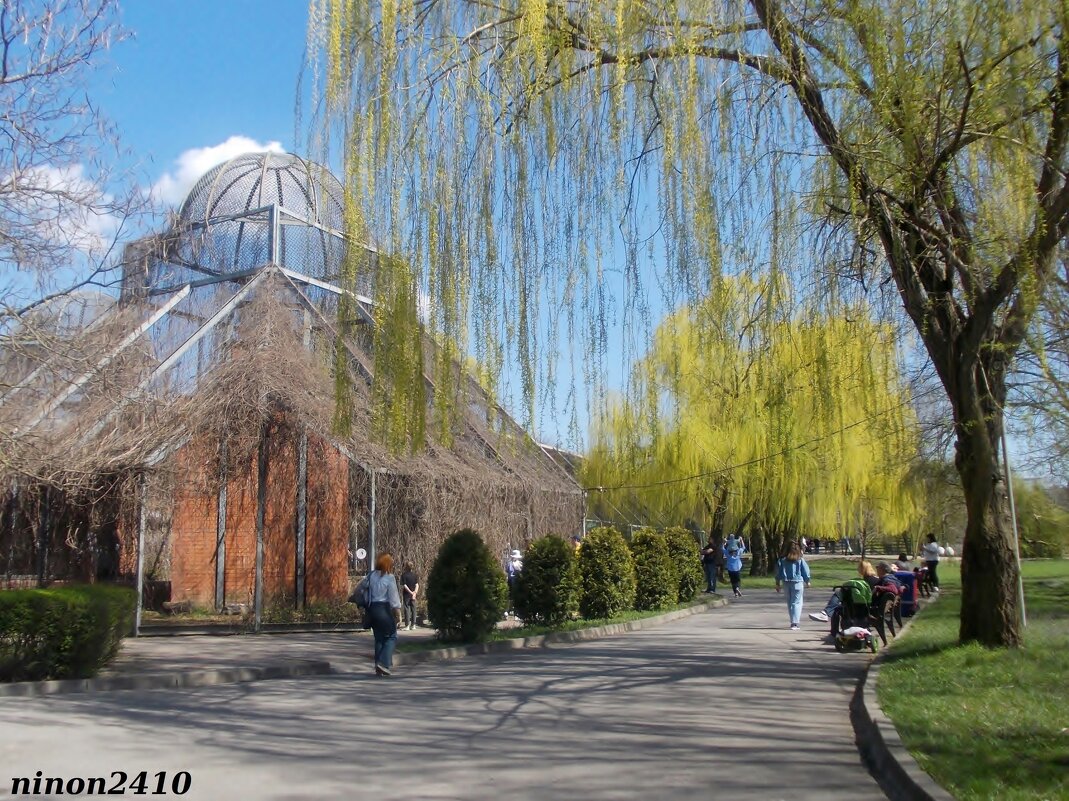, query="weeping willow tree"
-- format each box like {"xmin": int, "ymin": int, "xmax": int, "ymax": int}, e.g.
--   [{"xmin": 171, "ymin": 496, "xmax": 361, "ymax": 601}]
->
[
  {"xmin": 582, "ymin": 272, "xmax": 921, "ymax": 570},
  {"xmin": 309, "ymin": 0, "xmax": 1069, "ymax": 646}
]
